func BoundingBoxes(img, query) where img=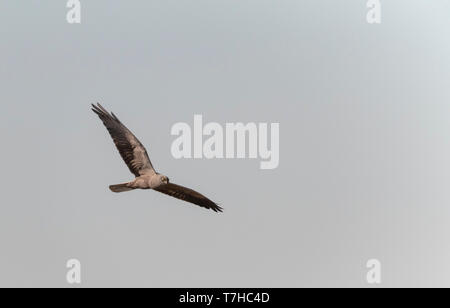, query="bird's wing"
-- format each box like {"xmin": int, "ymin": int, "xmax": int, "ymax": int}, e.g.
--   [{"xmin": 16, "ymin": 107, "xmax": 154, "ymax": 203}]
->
[
  {"xmin": 154, "ymin": 183, "xmax": 222, "ymax": 212},
  {"xmin": 91, "ymin": 103, "xmax": 155, "ymax": 177}
]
